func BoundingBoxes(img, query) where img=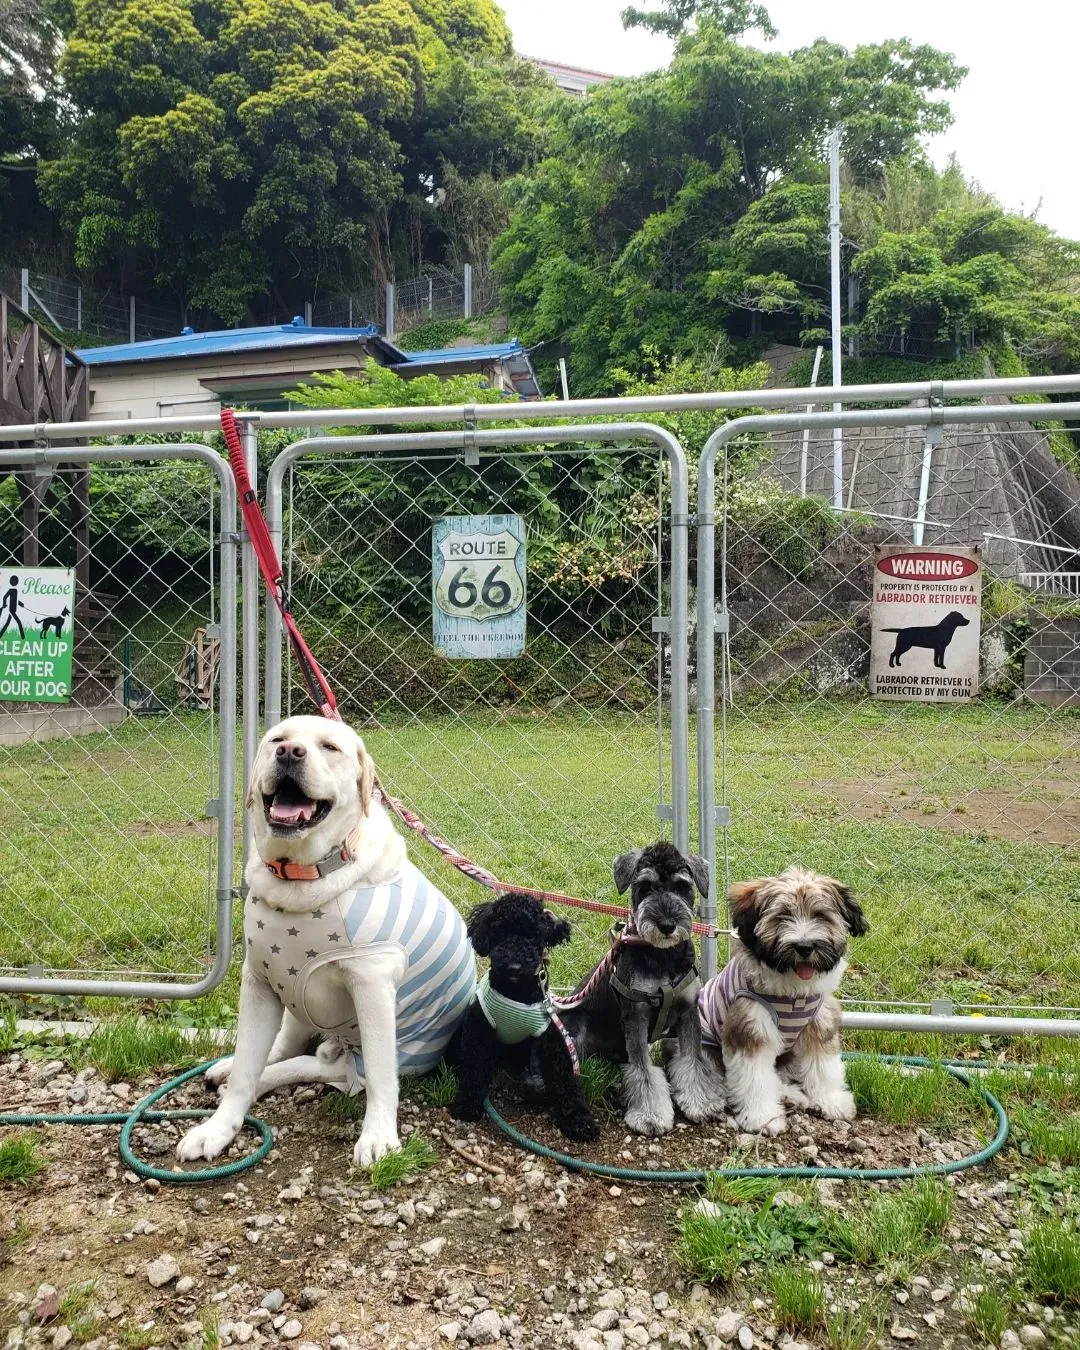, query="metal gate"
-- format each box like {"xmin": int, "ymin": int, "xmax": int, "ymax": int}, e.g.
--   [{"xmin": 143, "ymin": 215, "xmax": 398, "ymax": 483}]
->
[
  {"xmin": 263, "ymin": 424, "xmax": 691, "ymax": 988},
  {"xmin": 0, "ymin": 443, "xmax": 237, "ymax": 998},
  {"xmin": 697, "ymin": 401, "xmax": 1080, "ymax": 1034}
]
